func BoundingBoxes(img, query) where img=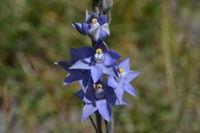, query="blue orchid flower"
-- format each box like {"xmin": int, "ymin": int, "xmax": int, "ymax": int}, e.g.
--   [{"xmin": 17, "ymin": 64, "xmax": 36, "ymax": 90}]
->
[
  {"xmin": 72, "ymin": 10, "xmax": 110, "ymax": 41},
  {"xmin": 107, "ymin": 58, "xmax": 140, "ymax": 103},
  {"xmin": 75, "ymin": 80, "xmax": 129, "ymax": 121},
  {"xmin": 55, "ymin": 47, "xmax": 94, "ymax": 87},
  {"xmin": 69, "ymin": 41, "xmax": 120, "ymax": 84}
]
